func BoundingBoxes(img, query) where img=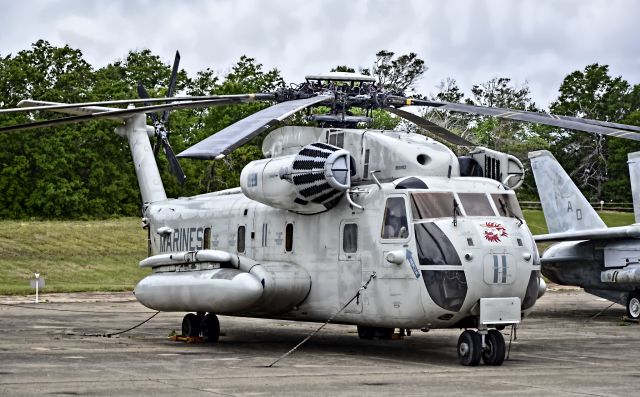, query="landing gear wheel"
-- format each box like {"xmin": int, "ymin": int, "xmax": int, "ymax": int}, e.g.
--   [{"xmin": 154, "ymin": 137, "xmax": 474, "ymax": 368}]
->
[
  {"xmin": 182, "ymin": 313, "xmax": 200, "ymax": 337},
  {"xmin": 357, "ymin": 325, "xmax": 374, "ymax": 339},
  {"xmin": 457, "ymin": 330, "xmax": 482, "ymax": 366},
  {"xmin": 201, "ymin": 313, "xmax": 220, "ymax": 343},
  {"xmin": 627, "ymin": 292, "xmax": 640, "ymax": 320},
  {"xmin": 482, "ymin": 330, "xmax": 506, "ymax": 366}
]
